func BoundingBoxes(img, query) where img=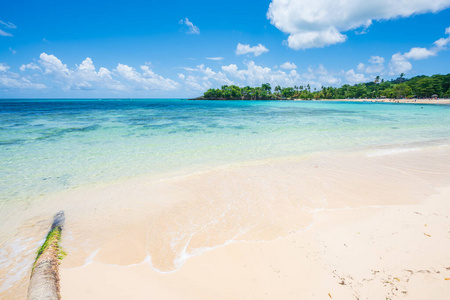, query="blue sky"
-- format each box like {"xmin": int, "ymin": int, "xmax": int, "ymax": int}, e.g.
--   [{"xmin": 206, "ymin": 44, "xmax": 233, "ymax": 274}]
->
[{"xmin": 1, "ymin": 0, "xmax": 450, "ymax": 98}]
